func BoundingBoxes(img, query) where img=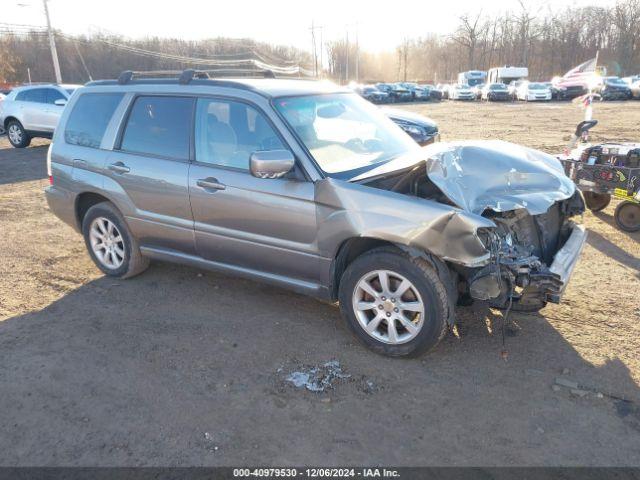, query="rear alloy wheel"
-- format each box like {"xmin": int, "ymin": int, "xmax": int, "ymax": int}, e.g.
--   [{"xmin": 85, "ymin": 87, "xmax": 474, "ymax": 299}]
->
[
  {"xmin": 82, "ymin": 202, "xmax": 149, "ymax": 278},
  {"xmin": 583, "ymin": 191, "xmax": 611, "ymax": 212},
  {"xmin": 339, "ymin": 248, "xmax": 449, "ymax": 357},
  {"xmin": 614, "ymin": 201, "xmax": 640, "ymax": 232},
  {"xmin": 6, "ymin": 120, "xmax": 31, "ymax": 148},
  {"xmin": 89, "ymin": 217, "xmax": 126, "ymax": 270}
]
